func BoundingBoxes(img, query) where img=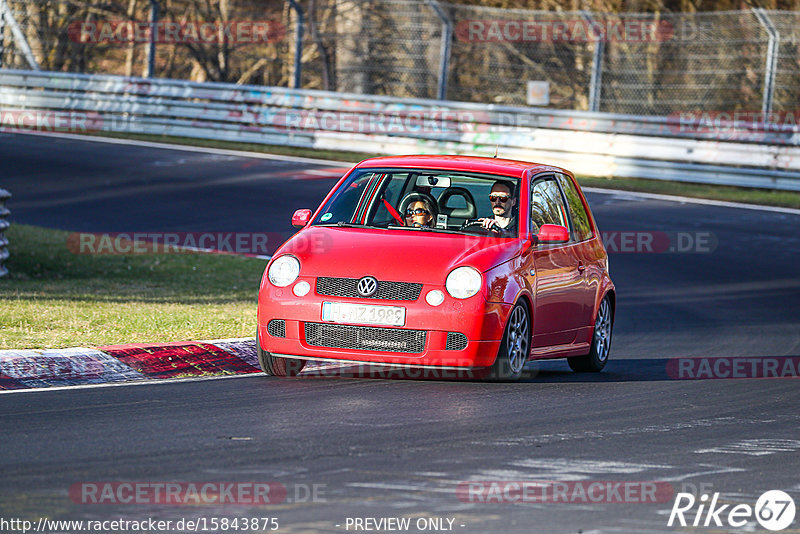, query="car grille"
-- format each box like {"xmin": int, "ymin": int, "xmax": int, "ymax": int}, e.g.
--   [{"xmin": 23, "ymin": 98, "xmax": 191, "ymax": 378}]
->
[
  {"xmin": 445, "ymin": 332, "xmax": 468, "ymax": 351},
  {"xmin": 316, "ymin": 277, "xmax": 422, "ymax": 301},
  {"xmin": 304, "ymin": 322, "xmax": 426, "ymax": 353},
  {"xmin": 267, "ymin": 319, "xmax": 286, "ymax": 338}
]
